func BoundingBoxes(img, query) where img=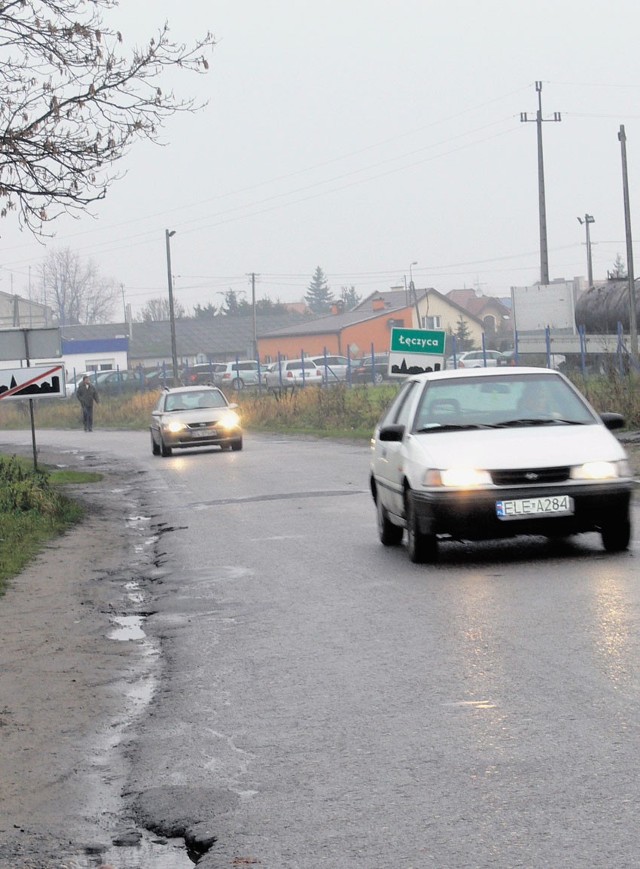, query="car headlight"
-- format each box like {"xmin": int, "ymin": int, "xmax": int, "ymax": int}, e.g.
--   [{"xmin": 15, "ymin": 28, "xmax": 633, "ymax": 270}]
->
[
  {"xmin": 570, "ymin": 459, "xmax": 630, "ymax": 480},
  {"xmin": 164, "ymin": 420, "xmax": 187, "ymax": 434},
  {"xmin": 218, "ymin": 411, "xmax": 240, "ymax": 430},
  {"xmin": 424, "ymin": 468, "xmax": 493, "ymax": 487}
]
